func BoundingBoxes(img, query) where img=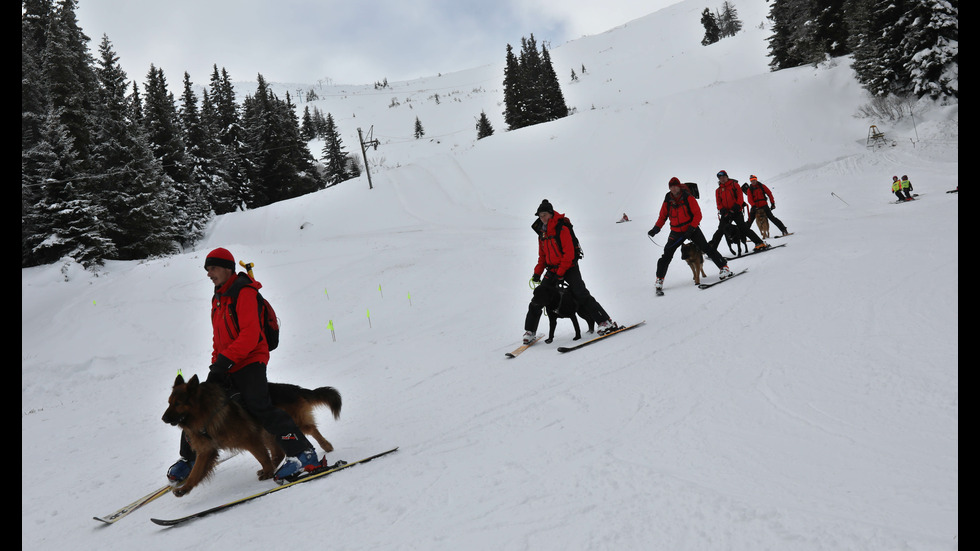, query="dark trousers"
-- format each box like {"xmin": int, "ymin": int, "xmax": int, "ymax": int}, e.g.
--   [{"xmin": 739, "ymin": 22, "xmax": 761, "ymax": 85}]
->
[
  {"xmin": 179, "ymin": 362, "xmax": 313, "ymax": 459},
  {"xmin": 895, "ymin": 191, "xmax": 907, "ymax": 201},
  {"xmin": 709, "ymin": 210, "xmax": 763, "ymax": 249},
  {"xmin": 747, "ymin": 205, "xmax": 787, "ymax": 233},
  {"xmin": 657, "ymin": 227, "xmax": 726, "ymax": 279},
  {"xmin": 525, "ymin": 265, "xmax": 610, "ymax": 332}
]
